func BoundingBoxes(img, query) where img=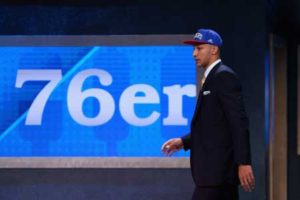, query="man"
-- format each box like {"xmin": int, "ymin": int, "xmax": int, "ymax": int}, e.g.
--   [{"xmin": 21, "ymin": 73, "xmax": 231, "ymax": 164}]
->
[{"xmin": 161, "ymin": 29, "xmax": 255, "ymax": 200}]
